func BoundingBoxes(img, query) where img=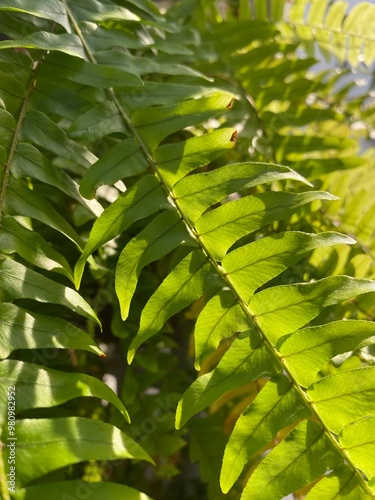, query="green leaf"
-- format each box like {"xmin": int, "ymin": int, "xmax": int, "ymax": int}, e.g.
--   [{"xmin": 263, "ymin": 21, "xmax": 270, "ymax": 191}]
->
[
  {"xmin": 80, "ymin": 139, "xmax": 148, "ymax": 199},
  {"xmin": 116, "ymin": 210, "xmax": 197, "ymax": 321},
  {"xmin": 0, "ymin": 145, "xmax": 7, "ymax": 165},
  {"xmin": 0, "ymin": 0, "xmax": 70, "ymax": 31},
  {"xmin": 340, "ymin": 415, "xmax": 375, "ymax": 482},
  {"xmin": 1, "ymin": 417, "xmax": 153, "ymax": 486},
  {"xmin": 154, "ymin": 128, "xmax": 236, "ymax": 187},
  {"xmin": 202, "ymin": 21, "xmax": 278, "ymax": 54},
  {"xmin": 323, "ymin": 3, "xmax": 350, "ymax": 62},
  {"xmin": 95, "ymin": 49, "xmax": 209, "ymax": 79},
  {"xmin": 13, "ymin": 481, "xmax": 154, "ymax": 500},
  {"xmin": 222, "ymin": 232, "xmax": 354, "ymax": 303},
  {"xmin": 29, "ymin": 78, "xmax": 92, "ymax": 121},
  {"xmin": 128, "ymin": 249, "xmax": 222, "ymax": 363},
  {"xmin": 0, "ymin": 303, "xmax": 103, "ymax": 359},
  {"xmin": 0, "ymin": 11, "xmax": 38, "ymax": 38},
  {"xmin": 272, "ymin": 133, "xmax": 354, "ymax": 161},
  {"xmin": 0, "ymin": 70, "xmax": 26, "ymax": 117},
  {"xmin": 307, "ymin": 367, "xmax": 375, "ymax": 434},
  {"xmin": 221, "ymin": 375, "xmax": 311, "ymax": 493},
  {"xmin": 279, "ymin": 320, "xmax": 375, "ymax": 387},
  {"xmin": 68, "ymin": 101, "xmax": 127, "ymax": 142},
  {"xmin": 0, "ymin": 216, "xmax": 74, "ymax": 281},
  {"xmin": 305, "ymin": 464, "xmax": 373, "ymax": 500},
  {"xmin": 0, "ymin": 259, "xmax": 101, "ymax": 326},
  {"xmin": 80, "ymin": 21, "xmax": 146, "ymax": 51},
  {"xmin": 68, "ymin": 0, "xmax": 160, "ymax": 24},
  {"xmin": 308, "ymin": 0, "xmax": 328, "ymax": 25},
  {"xmin": 241, "ymin": 420, "xmax": 341, "ymax": 500},
  {"xmin": 196, "ymin": 191, "xmax": 337, "ymax": 260},
  {"xmin": 21, "ymin": 110, "xmax": 96, "ymax": 168},
  {"xmin": 152, "ymin": 39, "xmax": 193, "ymax": 55},
  {"xmin": 132, "ymin": 91, "xmax": 234, "ymax": 149},
  {"xmin": 12, "ymin": 143, "xmax": 103, "ymax": 216},
  {"xmin": 287, "ymin": 0, "xmax": 375, "ymax": 68},
  {"xmin": 250, "ymin": 276, "xmax": 375, "ymax": 344},
  {"xmin": 189, "ymin": 413, "xmax": 228, "ymax": 500},
  {"xmin": 194, "ymin": 289, "xmax": 250, "ymax": 369},
  {"xmin": 174, "ymin": 162, "xmax": 310, "ymax": 223},
  {"xmin": 4, "ymin": 179, "xmax": 84, "ymax": 249},
  {"xmin": 117, "ymin": 82, "xmax": 210, "ymax": 110},
  {"xmin": 0, "ymin": 359, "xmax": 130, "ymax": 423},
  {"xmin": 40, "ymin": 51, "xmax": 143, "ymax": 88},
  {"xmin": 292, "ymin": 157, "xmax": 364, "ymax": 179},
  {"xmin": 75, "ymin": 175, "xmax": 169, "ymax": 287},
  {"xmin": 344, "ymin": 3, "xmax": 375, "ymax": 66},
  {"xmin": 0, "ymin": 108, "xmax": 15, "ymax": 151},
  {"xmin": 0, "ymin": 32, "xmax": 87, "ymax": 59},
  {"xmin": 122, "ymin": 0, "xmax": 162, "ymax": 18},
  {"xmin": 176, "ymin": 330, "xmax": 280, "ymax": 429}
]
